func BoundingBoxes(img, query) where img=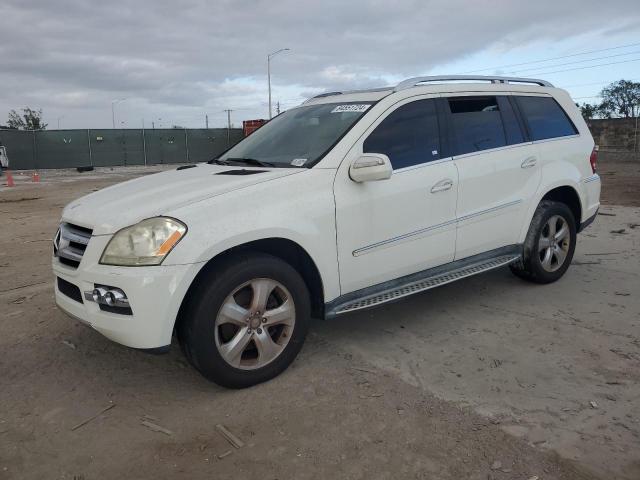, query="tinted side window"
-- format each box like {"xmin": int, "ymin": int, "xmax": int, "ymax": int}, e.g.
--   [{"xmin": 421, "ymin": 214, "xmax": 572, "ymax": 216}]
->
[
  {"xmin": 447, "ymin": 96, "xmax": 506, "ymax": 155},
  {"xmin": 515, "ymin": 96, "xmax": 577, "ymax": 141},
  {"xmin": 363, "ymin": 99, "xmax": 440, "ymax": 169},
  {"xmin": 497, "ymin": 96, "xmax": 525, "ymax": 145}
]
